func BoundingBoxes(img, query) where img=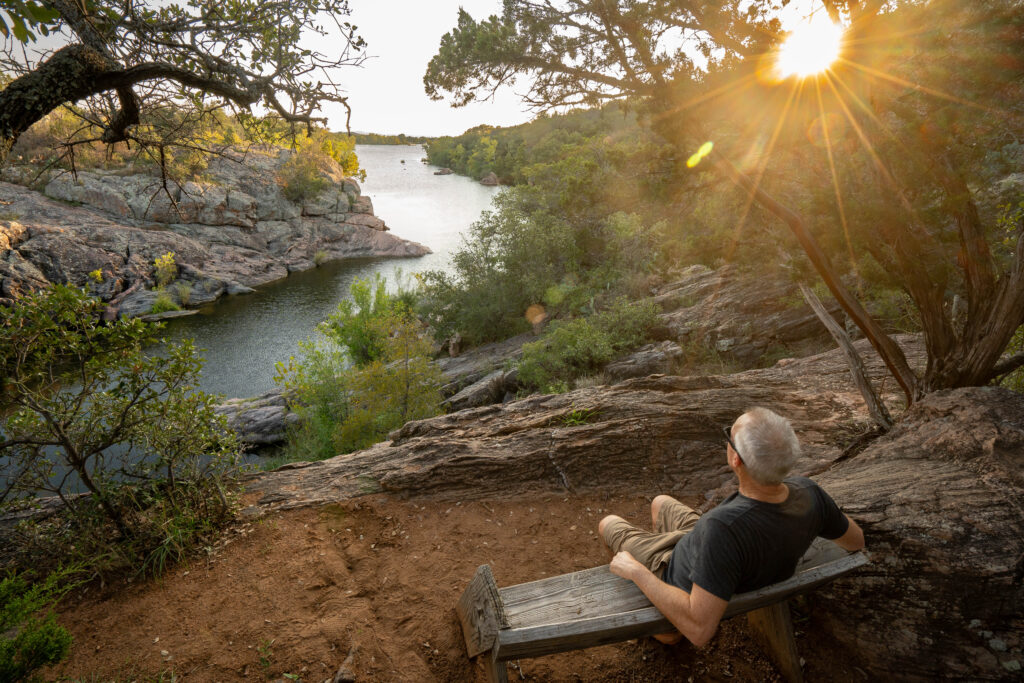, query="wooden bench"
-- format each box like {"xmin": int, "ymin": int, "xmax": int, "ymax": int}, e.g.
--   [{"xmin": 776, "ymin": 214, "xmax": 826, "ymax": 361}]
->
[{"xmin": 456, "ymin": 538, "xmax": 868, "ymax": 682}]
